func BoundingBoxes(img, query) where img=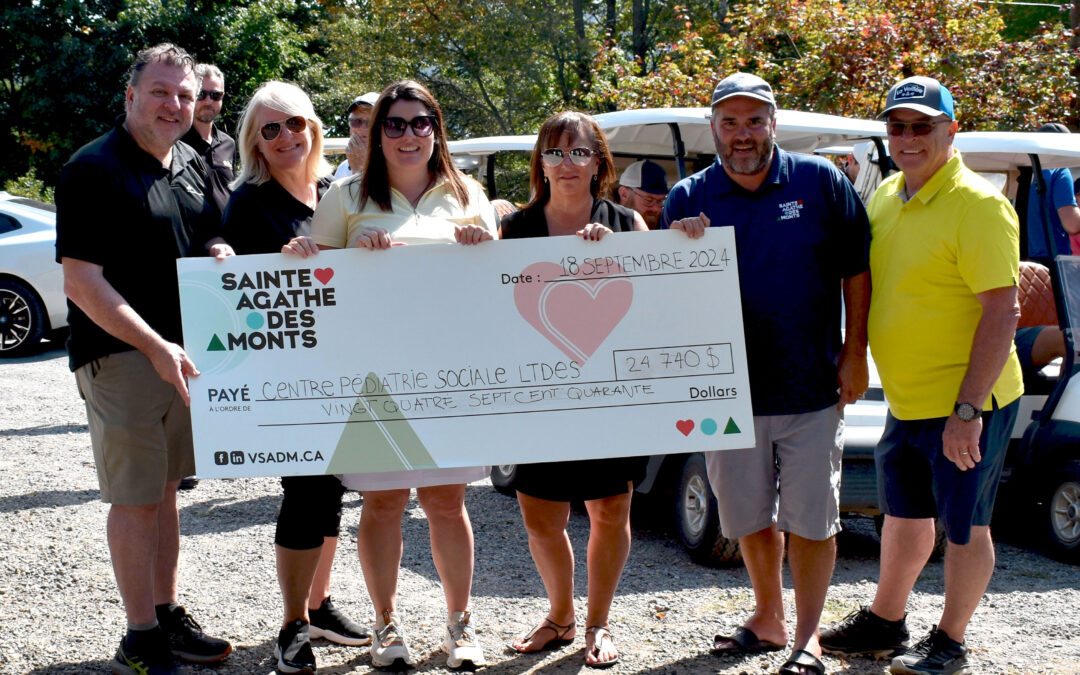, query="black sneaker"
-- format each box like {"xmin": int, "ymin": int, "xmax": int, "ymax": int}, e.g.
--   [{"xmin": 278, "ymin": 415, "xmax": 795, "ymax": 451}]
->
[
  {"xmin": 156, "ymin": 603, "xmax": 233, "ymax": 664},
  {"xmin": 308, "ymin": 596, "xmax": 372, "ymax": 646},
  {"xmin": 178, "ymin": 477, "xmax": 199, "ymax": 490},
  {"xmin": 890, "ymin": 626, "xmax": 970, "ymax": 675},
  {"xmin": 276, "ymin": 618, "xmax": 317, "ymax": 674},
  {"xmin": 820, "ymin": 605, "xmax": 910, "ymax": 658},
  {"xmin": 112, "ymin": 628, "xmax": 176, "ymax": 675}
]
